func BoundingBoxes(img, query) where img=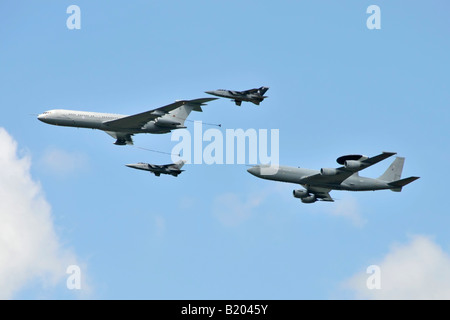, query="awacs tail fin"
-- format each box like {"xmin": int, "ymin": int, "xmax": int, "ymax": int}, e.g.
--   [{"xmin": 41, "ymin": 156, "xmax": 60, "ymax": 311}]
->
[
  {"xmin": 159, "ymin": 98, "xmax": 217, "ymax": 127},
  {"xmin": 258, "ymin": 87, "xmax": 269, "ymax": 96},
  {"xmin": 378, "ymin": 157, "xmax": 404, "ymax": 182},
  {"xmin": 388, "ymin": 176, "xmax": 420, "ymax": 192},
  {"xmin": 378, "ymin": 156, "xmax": 419, "ymax": 192}
]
